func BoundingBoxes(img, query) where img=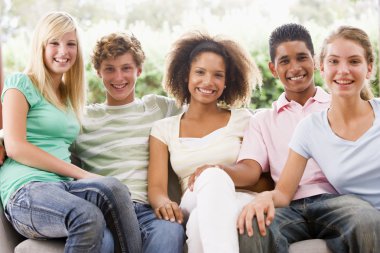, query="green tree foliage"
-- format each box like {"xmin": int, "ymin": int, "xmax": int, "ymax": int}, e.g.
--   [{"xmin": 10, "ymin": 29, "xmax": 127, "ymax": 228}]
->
[{"xmin": 1, "ymin": 0, "xmax": 379, "ymax": 106}]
